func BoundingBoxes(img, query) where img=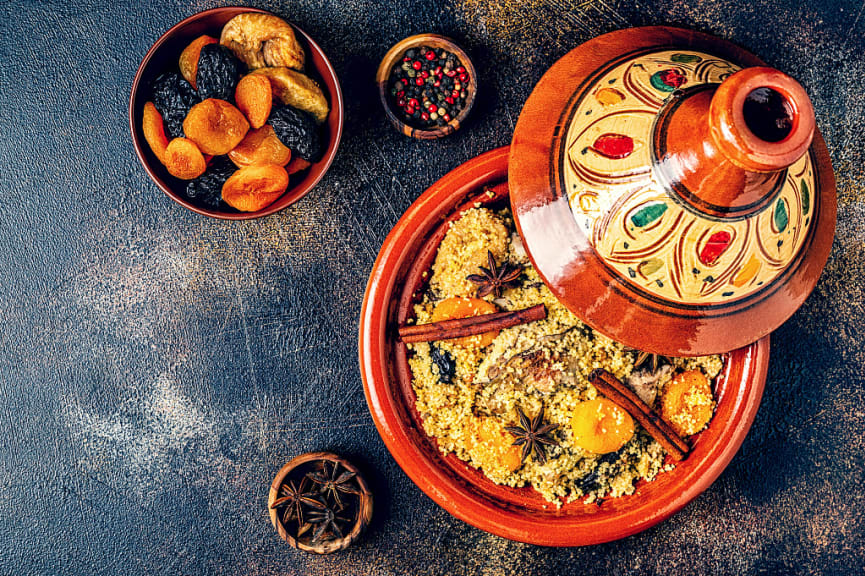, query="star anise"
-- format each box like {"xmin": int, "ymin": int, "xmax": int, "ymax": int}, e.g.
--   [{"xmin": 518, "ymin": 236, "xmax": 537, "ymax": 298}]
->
[
  {"xmin": 270, "ymin": 476, "xmax": 326, "ymax": 531},
  {"xmin": 306, "ymin": 504, "xmax": 353, "ymax": 542},
  {"xmin": 466, "ymin": 250, "xmax": 523, "ymax": 298},
  {"xmin": 505, "ymin": 404, "xmax": 560, "ymax": 464},
  {"xmin": 632, "ymin": 349, "xmax": 670, "ymax": 373},
  {"xmin": 307, "ymin": 460, "xmax": 360, "ymax": 510}
]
